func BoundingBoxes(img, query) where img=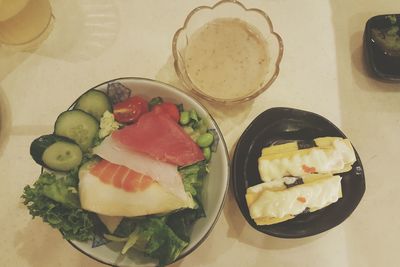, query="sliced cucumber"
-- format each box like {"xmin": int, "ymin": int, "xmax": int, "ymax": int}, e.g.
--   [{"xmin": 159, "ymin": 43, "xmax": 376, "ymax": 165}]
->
[
  {"xmin": 54, "ymin": 110, "xmax": 99, "ymax": 152},
  {"xmin": 30, "ymin": 134, "xmax": 83, "ymax": 171},
  {"xmin": 42, "ymin": 141, "xmax": 82, "ymax": 171},
  {"xmin": 74, "ymin": 89, "xmax": 112, "ymax": 120}
]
